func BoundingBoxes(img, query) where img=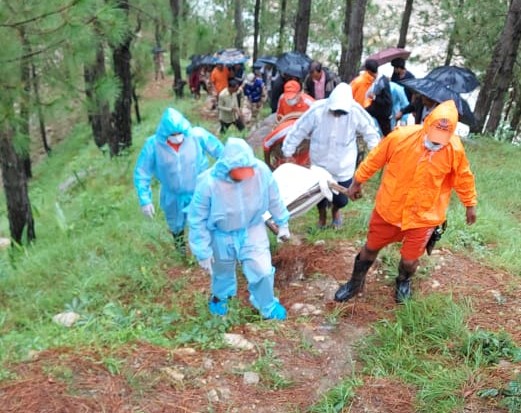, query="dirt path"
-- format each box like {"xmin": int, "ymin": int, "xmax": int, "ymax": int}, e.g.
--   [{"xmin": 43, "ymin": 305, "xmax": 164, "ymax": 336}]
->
[{"xmin": 1, "ymin": 240, "xmax": 518, "ymax": 412}]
